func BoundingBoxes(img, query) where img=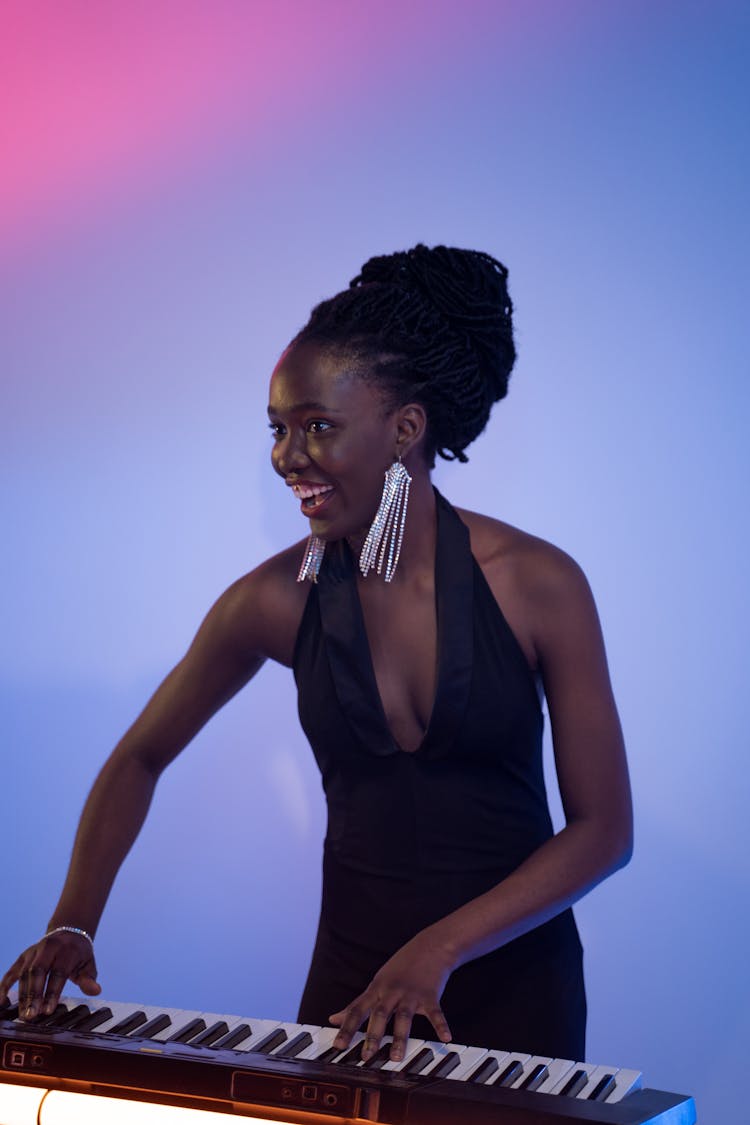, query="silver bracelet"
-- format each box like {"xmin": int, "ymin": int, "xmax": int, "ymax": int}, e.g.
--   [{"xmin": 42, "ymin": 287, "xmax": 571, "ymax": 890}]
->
[{"xmin": 45, "ymin": 925, "xmax": 94, "ymax": 949}]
